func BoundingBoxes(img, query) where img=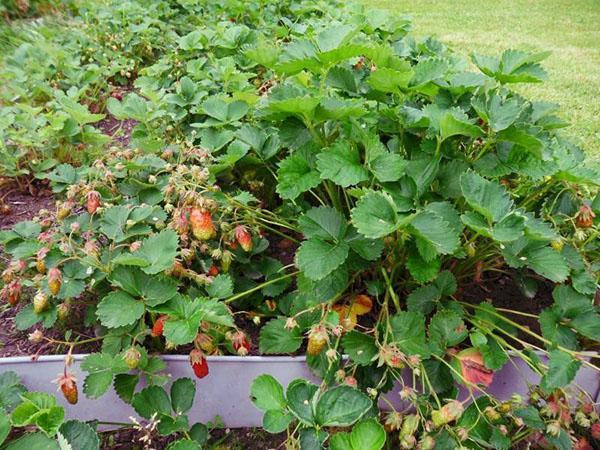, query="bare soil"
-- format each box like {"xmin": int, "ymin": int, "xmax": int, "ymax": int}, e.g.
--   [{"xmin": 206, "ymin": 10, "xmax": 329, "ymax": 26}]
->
[
  {"xmin": 100, "ymin": 426, "xmax": 285, "ymax": 450},
  {"xmin": 0, "ymin": 183, "xmax": 53, "ymax": 230},
  {"xmin": 96, "ymin": 115, "xmax": 137, "ymax": 147}
]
